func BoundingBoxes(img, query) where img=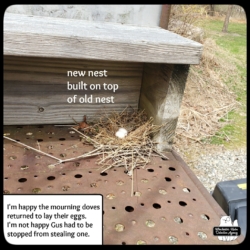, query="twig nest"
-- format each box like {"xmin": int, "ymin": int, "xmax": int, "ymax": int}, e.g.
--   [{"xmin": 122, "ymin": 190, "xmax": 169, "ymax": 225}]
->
[{"xmin": 115, "ymin": 128, "xmax": 128, "ymax": 139}]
